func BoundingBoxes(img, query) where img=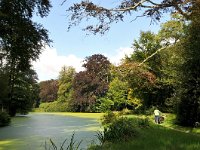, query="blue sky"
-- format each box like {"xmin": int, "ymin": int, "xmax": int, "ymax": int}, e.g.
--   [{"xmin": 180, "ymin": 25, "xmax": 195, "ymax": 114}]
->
[{"xmin": 32, "ymin": 0, "xmax": 170, "ymax": 81}]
